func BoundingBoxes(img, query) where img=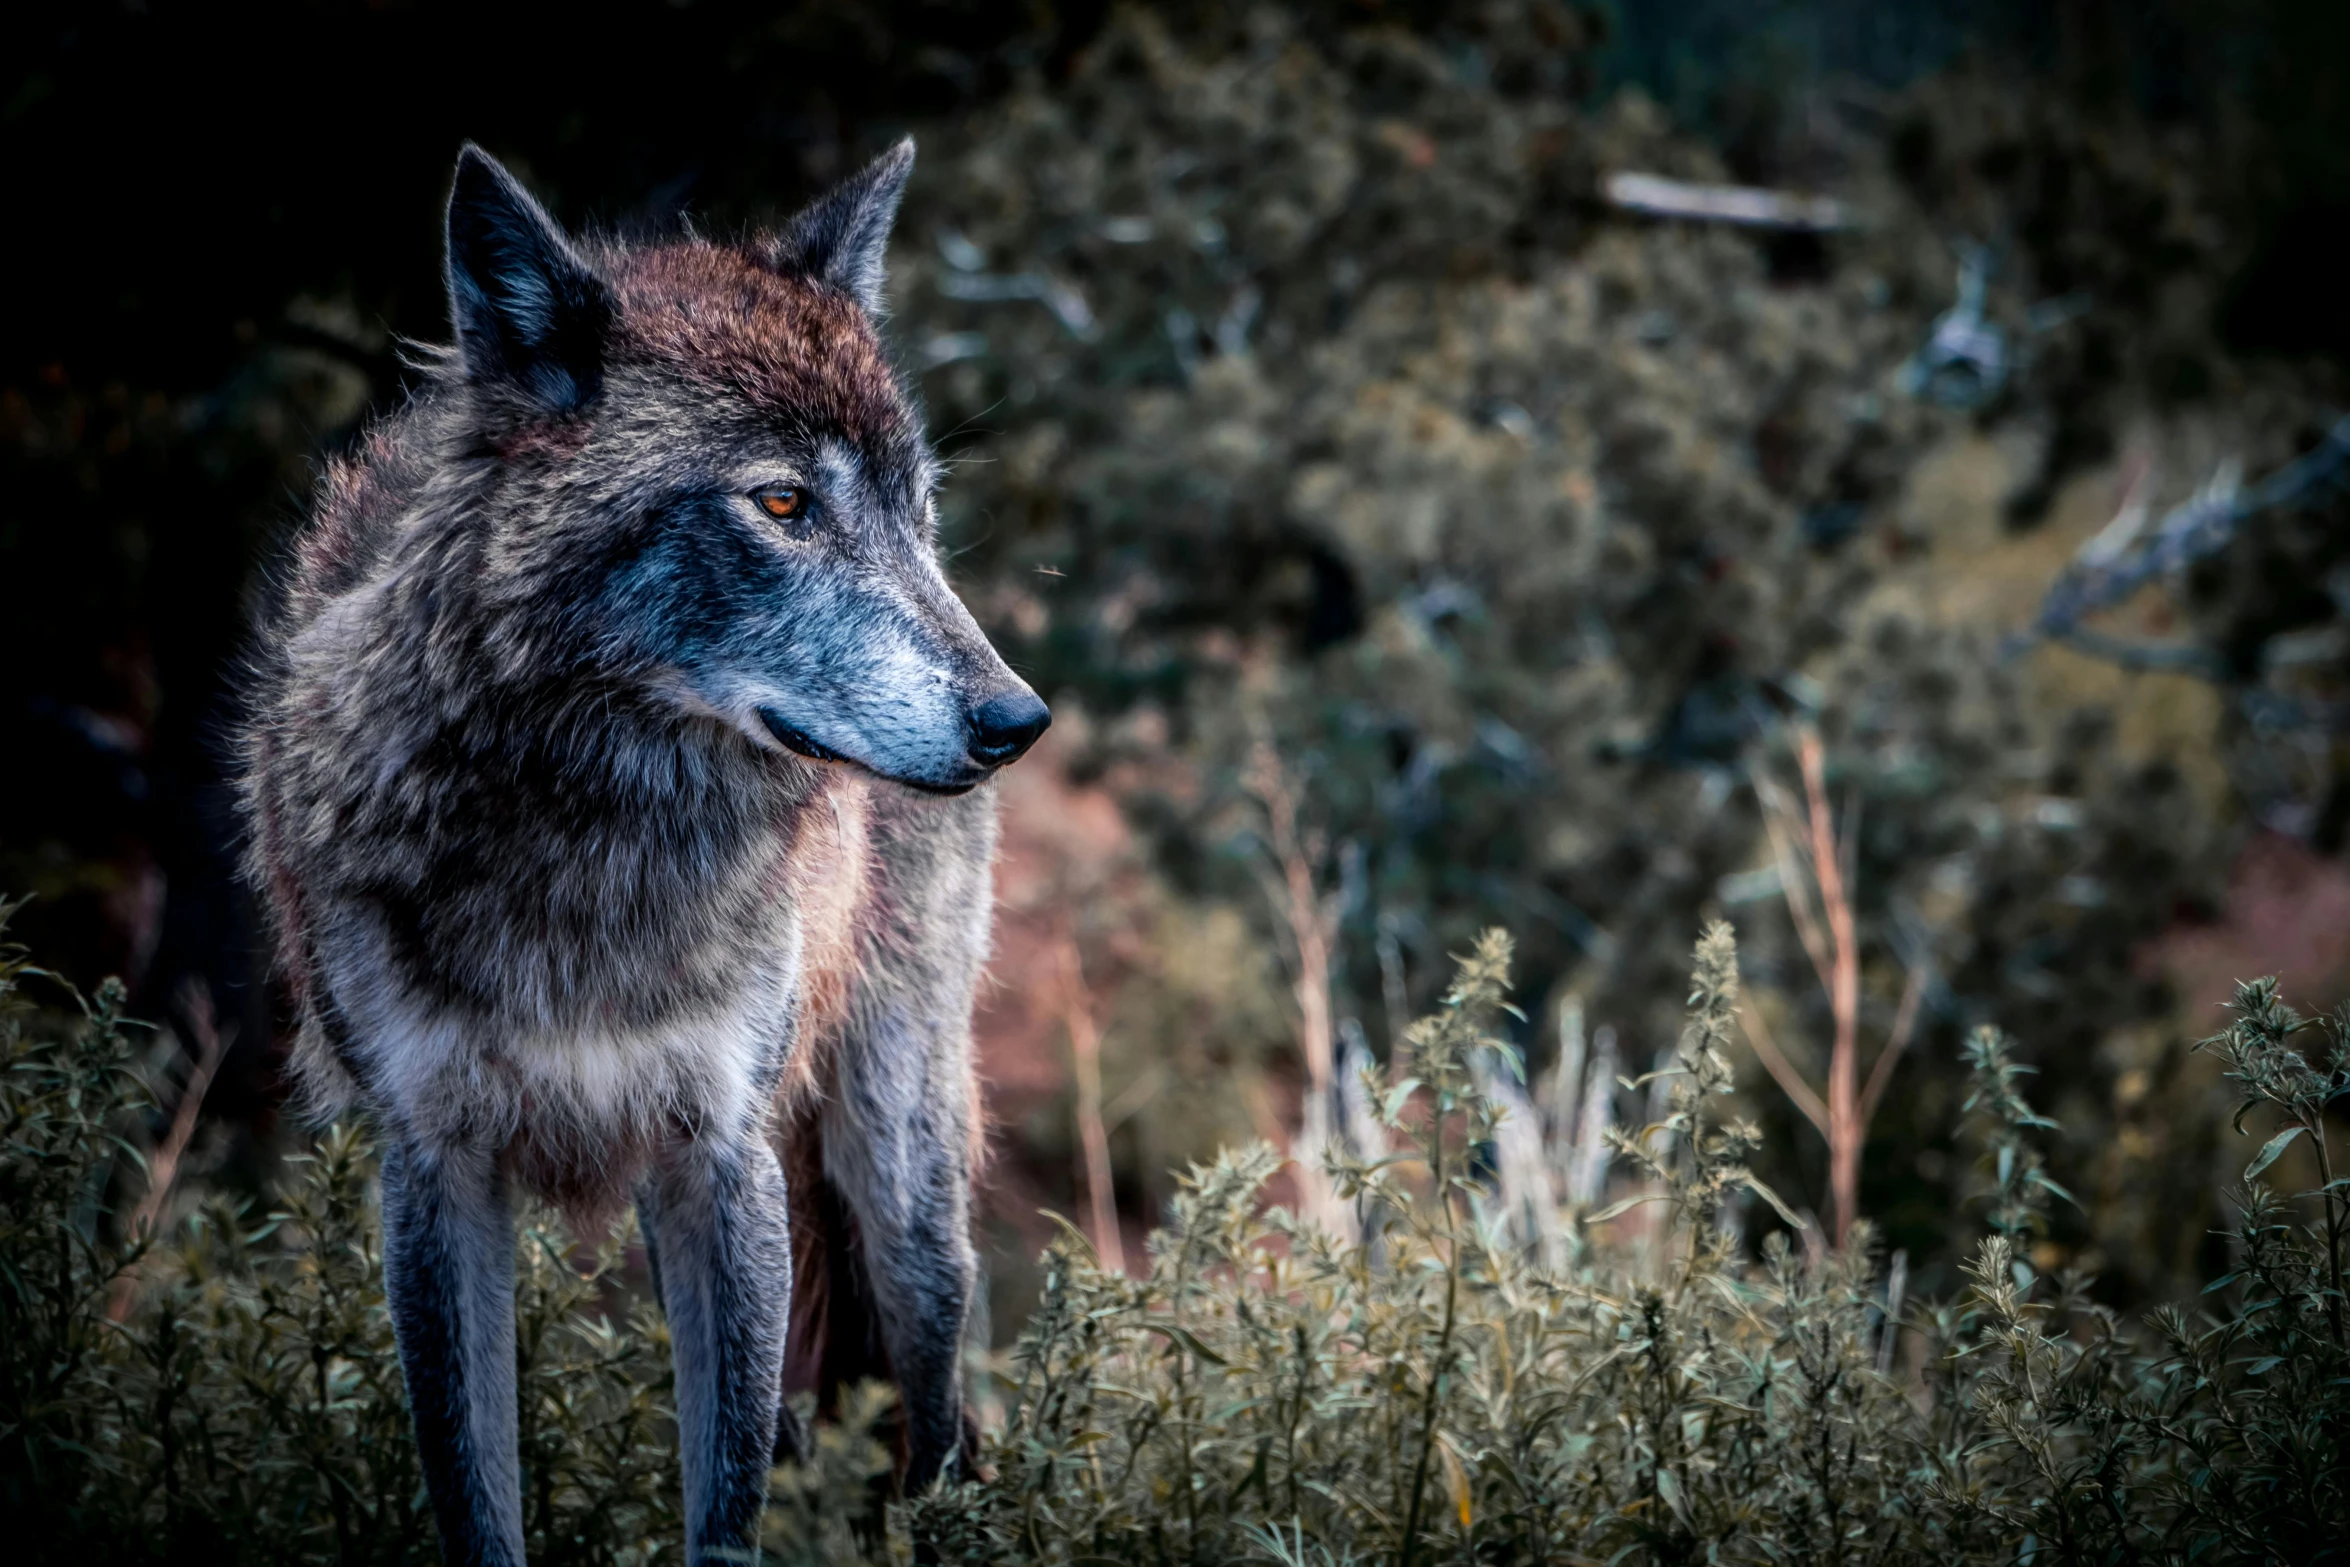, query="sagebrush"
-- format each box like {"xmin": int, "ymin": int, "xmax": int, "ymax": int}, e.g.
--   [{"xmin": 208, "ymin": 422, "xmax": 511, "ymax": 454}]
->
[{"xmin": 3, "ymin": 906, "xmax": 2341, "ymax": 1563}]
